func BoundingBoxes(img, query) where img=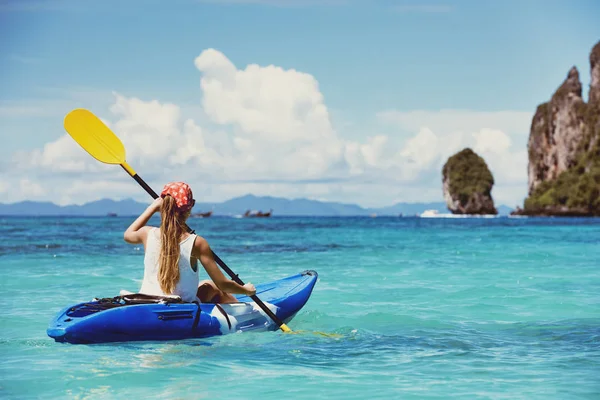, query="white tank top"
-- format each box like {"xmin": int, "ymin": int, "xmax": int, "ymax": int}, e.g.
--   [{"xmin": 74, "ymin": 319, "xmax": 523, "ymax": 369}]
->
[{"xmin": 139, "ymin": 228, "xmax": 199, "ymax": 302}]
